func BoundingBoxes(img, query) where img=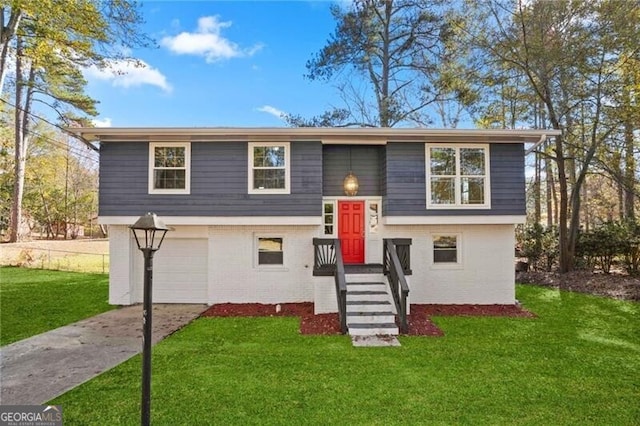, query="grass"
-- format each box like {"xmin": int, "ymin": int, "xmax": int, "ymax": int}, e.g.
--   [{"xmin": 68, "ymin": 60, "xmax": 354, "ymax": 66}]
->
[
  {"xmin": 0, "ymin": 267, "xmax": 112, "ymax": 346},
  {"xmin": 51, "ymin": 285, "xmax": 639, "ymax": 425},
  {"xmin": 2, "ymin": 248, "xmax": 109, "ymax": 274}
]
